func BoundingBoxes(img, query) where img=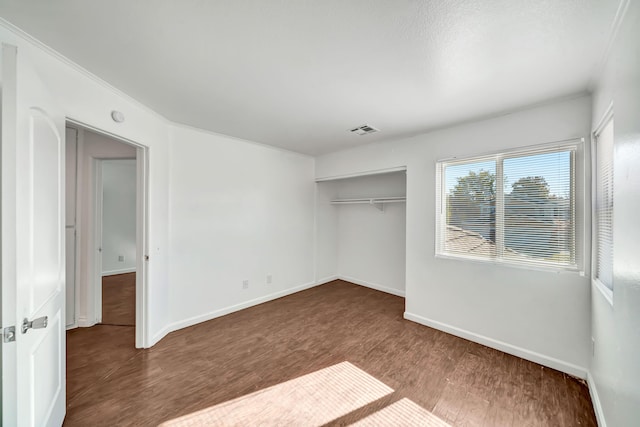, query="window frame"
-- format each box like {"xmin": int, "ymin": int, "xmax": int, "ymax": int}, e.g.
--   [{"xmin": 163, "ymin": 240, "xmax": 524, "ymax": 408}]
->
[
  {"xmin": 591, "ymin": 106, "xmax": 614, "ymax": 305},
  {"xmin": 436, "ymin": 139, "xmax": 583, "ymax": 272}
]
